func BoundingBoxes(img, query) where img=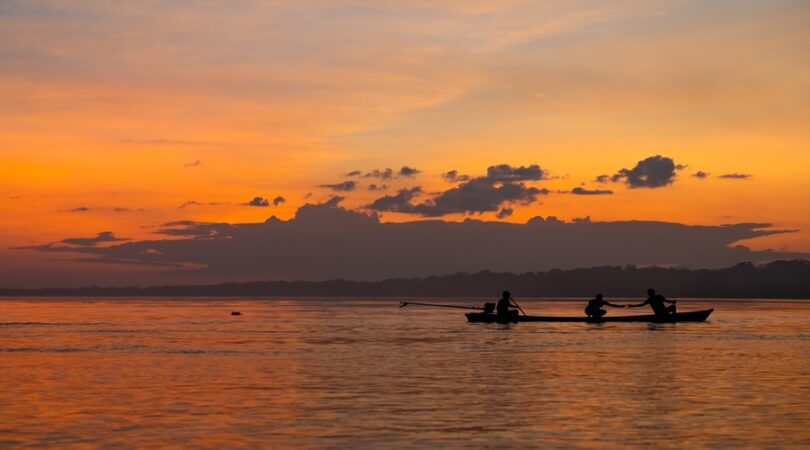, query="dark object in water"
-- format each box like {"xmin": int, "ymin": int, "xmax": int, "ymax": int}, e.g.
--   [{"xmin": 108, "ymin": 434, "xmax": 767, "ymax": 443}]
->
[
  {"xmin": 231, "ymin": 311, "xmax": 243, "ymax": 316},
  {"xmin": 466, "ymin": 309, "xmax": 713, "ymax": 323}
]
